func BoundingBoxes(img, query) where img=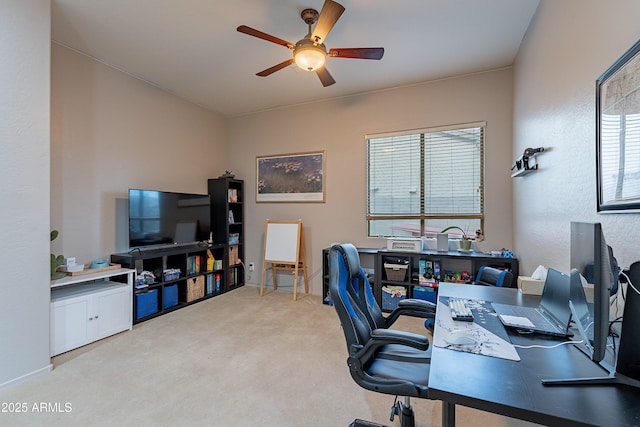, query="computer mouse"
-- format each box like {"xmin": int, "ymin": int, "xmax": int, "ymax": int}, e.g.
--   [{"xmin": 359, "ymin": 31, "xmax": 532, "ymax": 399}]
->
[{"xmin": 445, "ymin": 329, "xmax": 476, "ymax": 345}]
